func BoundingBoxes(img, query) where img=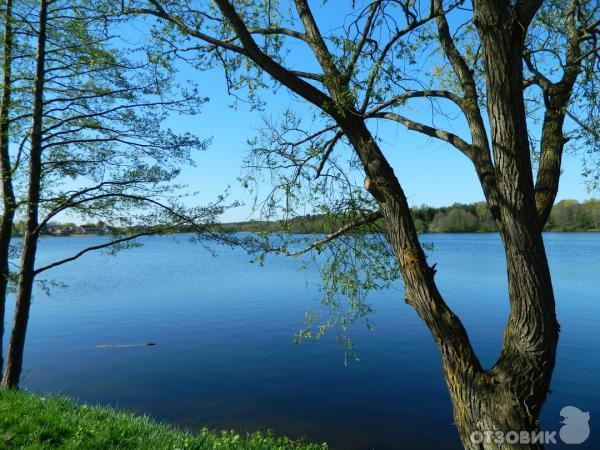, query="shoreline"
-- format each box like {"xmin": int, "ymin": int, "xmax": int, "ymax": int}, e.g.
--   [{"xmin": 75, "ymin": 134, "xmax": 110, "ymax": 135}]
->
[
  {"xmin": 46, "ymin": 229, "xmax": 600, "ymax": 236},
  {"xmin": 14, "ymin": 228, "xmax": 600, "ymax": 238}
]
